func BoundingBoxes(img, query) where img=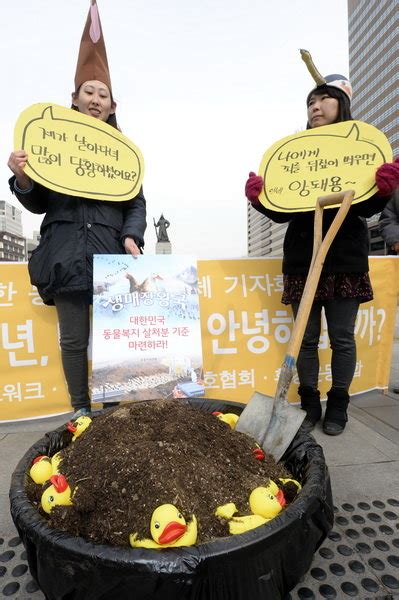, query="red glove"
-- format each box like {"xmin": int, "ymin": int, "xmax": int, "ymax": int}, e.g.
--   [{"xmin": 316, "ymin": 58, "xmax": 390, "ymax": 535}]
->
[
  {"xmin": 245, "ymin": 171, "xmax": 263, "ymax": 205},
  {"xmin": 376, "ymin": 157, "xmax": 399, "ymax": 196}
]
